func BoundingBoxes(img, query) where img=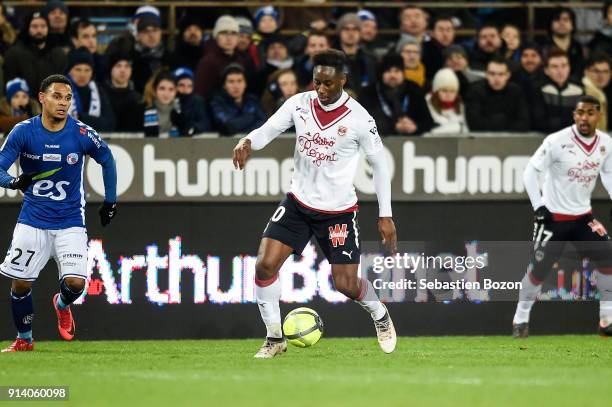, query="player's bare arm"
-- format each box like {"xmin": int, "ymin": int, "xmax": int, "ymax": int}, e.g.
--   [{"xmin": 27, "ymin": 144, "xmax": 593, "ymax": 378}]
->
[{"xmin": 378, "ymin": 217, "xmax": 397, "ymax": 254}]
